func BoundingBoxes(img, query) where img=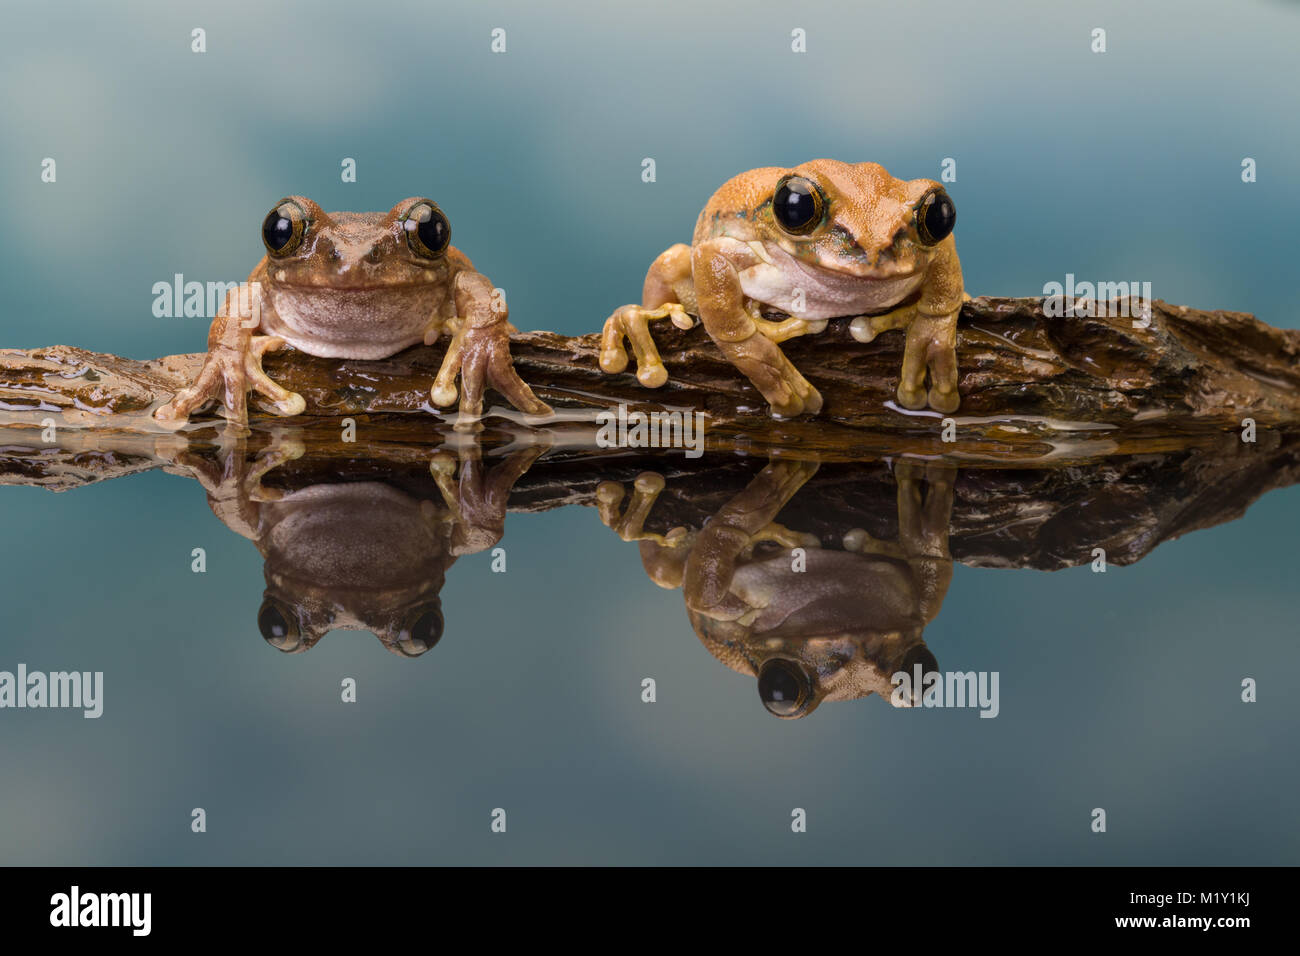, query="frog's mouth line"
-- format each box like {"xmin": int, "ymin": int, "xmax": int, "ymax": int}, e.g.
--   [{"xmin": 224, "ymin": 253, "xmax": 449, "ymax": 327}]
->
[{"xmin": 786, "ymin": 249, "xmax": 920, "ymax": 284}]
